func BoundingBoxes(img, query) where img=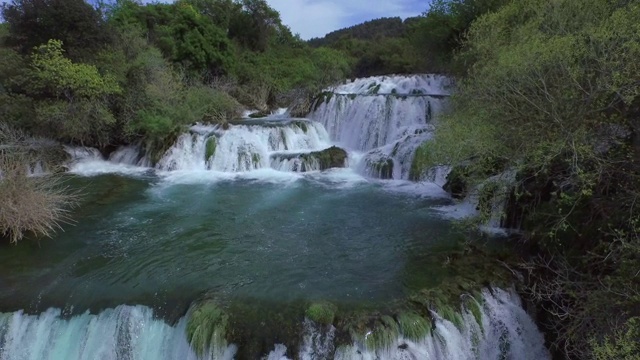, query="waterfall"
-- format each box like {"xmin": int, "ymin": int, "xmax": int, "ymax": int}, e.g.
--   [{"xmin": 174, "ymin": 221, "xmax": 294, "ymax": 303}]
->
[
  {"xmin": 0, "ymin": 306, "xmax": 236, "ymax": 360},
  {"xmin": 156, "ymin": 121, "xmax": 331, "ymax": 173},
  {"xmin": 109, "ymin": 145, "xmax": 151, "ymax": 167},
  {"xmin": 309, "ymin": 74, "xmax": 450, "ymax": 180},
  {"xmin": 328, "ymin": 288, "xmax": 548, "ymax": 360},
  {"xmin": 0, "ymin": 288, "xmax": 548, "ymax": 360},
  {"xmin": 63, "ymin": 75, "xmax": 451, "ymax": 181}
]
